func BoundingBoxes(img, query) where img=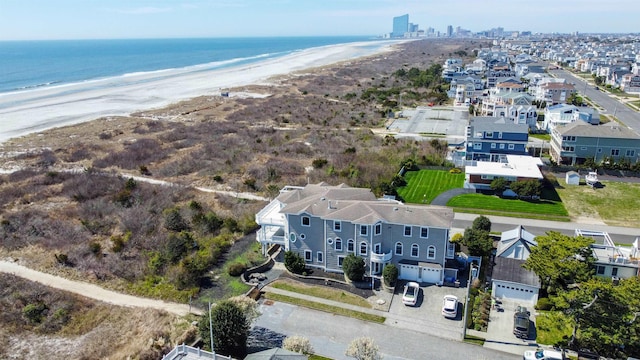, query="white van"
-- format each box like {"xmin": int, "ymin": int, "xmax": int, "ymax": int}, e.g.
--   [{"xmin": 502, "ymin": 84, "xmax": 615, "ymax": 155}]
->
[{"xmin": 523, "ymin": 349, "xmax": 564, "ymax": 360}]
